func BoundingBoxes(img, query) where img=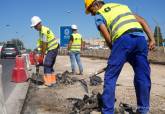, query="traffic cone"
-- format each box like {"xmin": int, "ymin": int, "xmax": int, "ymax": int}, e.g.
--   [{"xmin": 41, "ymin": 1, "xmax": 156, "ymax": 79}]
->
[
  {"xmin": 11, "ymin": 55, "xmax": 27, "ymax": 83},
  {"xmin": 29, "ymin": 52, "xmax": 36, "ymax": 65}
]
